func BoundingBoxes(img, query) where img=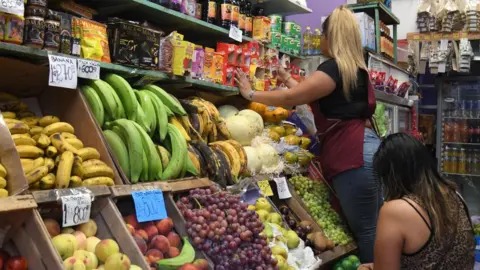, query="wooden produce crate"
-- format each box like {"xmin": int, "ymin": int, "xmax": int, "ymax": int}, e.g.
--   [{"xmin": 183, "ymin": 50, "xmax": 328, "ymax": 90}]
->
[
  {"xmin": 0, "ymin": 122, "xmax": 28, "ymax": 196},
  {"xmin": 110, "ymin": 180, "xmax": 211, "ymax": 269},
  {"xmin": 0, "ymin": 195, "xmax": 63, "ymax": 269},
  {"xmin": 0, "ymin": 57, "xmax": 124, "ymax": 187},
  {"xmin": 30, "ymin": 186, "xmax": 148, "ymax": 268}
]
